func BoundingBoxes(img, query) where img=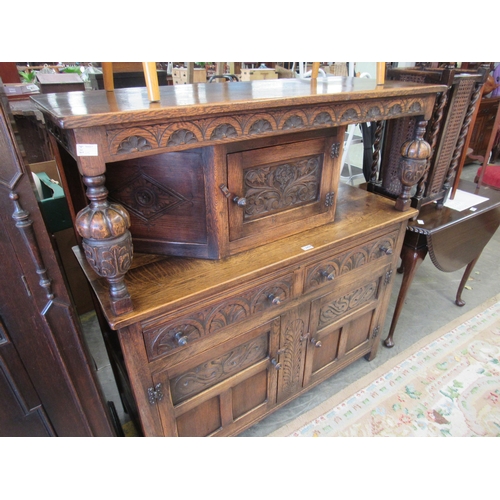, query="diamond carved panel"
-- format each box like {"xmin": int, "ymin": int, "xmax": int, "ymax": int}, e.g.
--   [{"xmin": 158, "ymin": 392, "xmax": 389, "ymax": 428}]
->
[{"xmin": 109, "ymin": 173, "xmax": 187, "ymax": 222}]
